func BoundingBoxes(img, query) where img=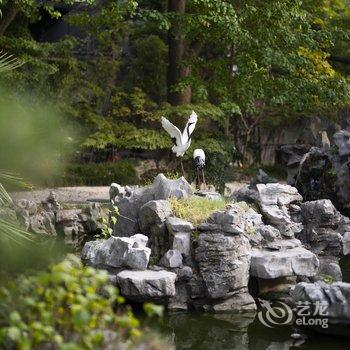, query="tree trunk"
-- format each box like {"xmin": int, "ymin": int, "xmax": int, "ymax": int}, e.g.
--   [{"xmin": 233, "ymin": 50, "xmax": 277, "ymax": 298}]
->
[
  {"xmin": 167, "ymin": 0, "xmax": 191, "ymax": 105},
  {"xmin": 0, "ymin": 1, "xmax": 18, "ymax": 36}
]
